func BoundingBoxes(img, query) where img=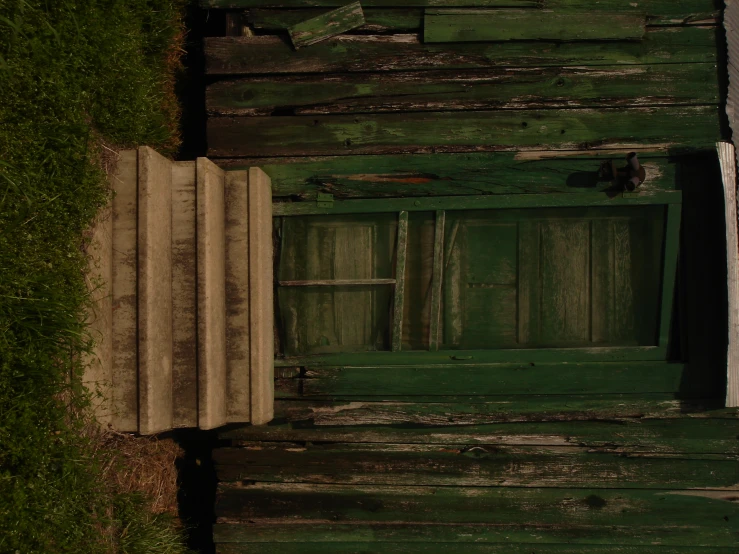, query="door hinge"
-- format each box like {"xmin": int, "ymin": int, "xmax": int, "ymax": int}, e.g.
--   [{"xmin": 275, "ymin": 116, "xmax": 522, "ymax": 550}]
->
[{"xmin": 317, "ymin": 193, "xmax": 334, "ymax": 208}]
